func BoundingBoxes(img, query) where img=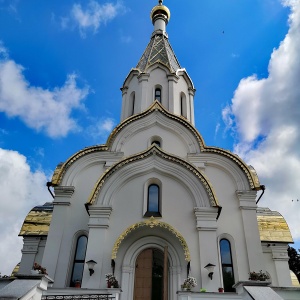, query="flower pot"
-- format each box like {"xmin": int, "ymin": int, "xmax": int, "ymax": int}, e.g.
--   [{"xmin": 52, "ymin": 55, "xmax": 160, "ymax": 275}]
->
[
  {"xmin": 74, "ymin": 281, "xmax": 81, "ymax": 288},
  {"xmin": 218, "ymin": 287, "xmax": 224, "ymax": 293}
]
